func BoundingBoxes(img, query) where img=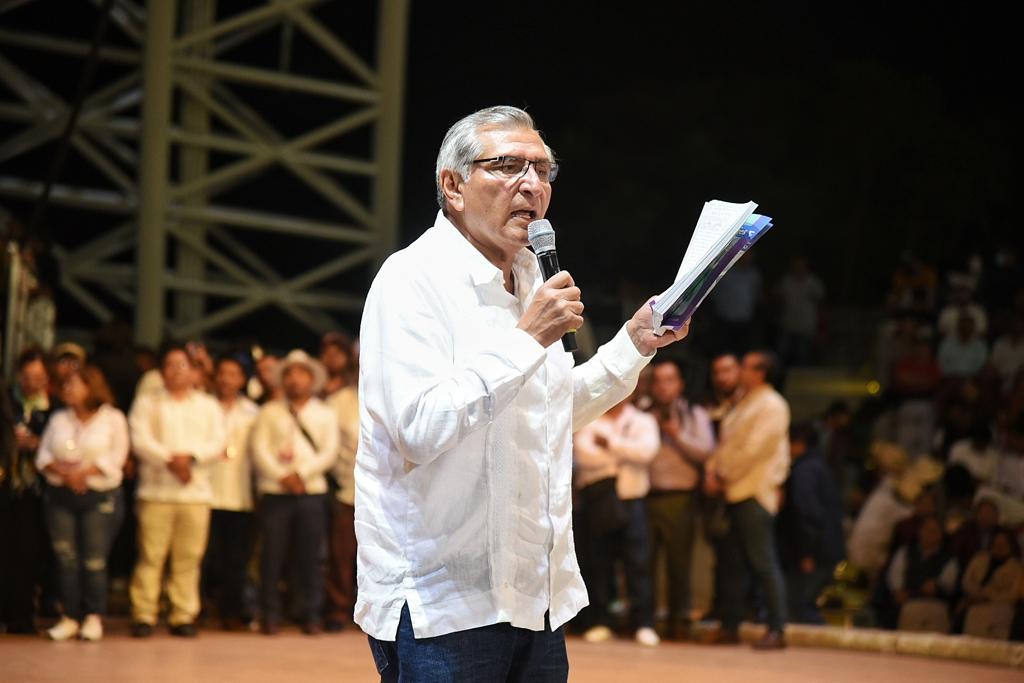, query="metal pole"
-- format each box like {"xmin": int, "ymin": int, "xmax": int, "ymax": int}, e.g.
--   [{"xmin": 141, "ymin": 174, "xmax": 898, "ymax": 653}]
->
[
  {"xmin": 372, "ymin": 0, "xmax": 409, "ymax": 272},
  {"xmin": 135, "ymin": 0, "xmax": 176, "ymax": 347},
  {"xmin": 176, "ymin": 0, "xmax": 214, "ymax": 328}
]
